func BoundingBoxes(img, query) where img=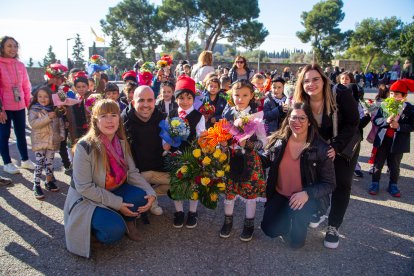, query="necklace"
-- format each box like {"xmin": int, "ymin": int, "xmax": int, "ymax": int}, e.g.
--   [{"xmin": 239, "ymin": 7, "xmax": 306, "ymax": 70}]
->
[
  {"xmin": 288, "ymin": 138, "xmax": 306, "ymax": 160},
  {"xmin": 311, "ymin": 99, "xmax": 324, "ymax": 115}
]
